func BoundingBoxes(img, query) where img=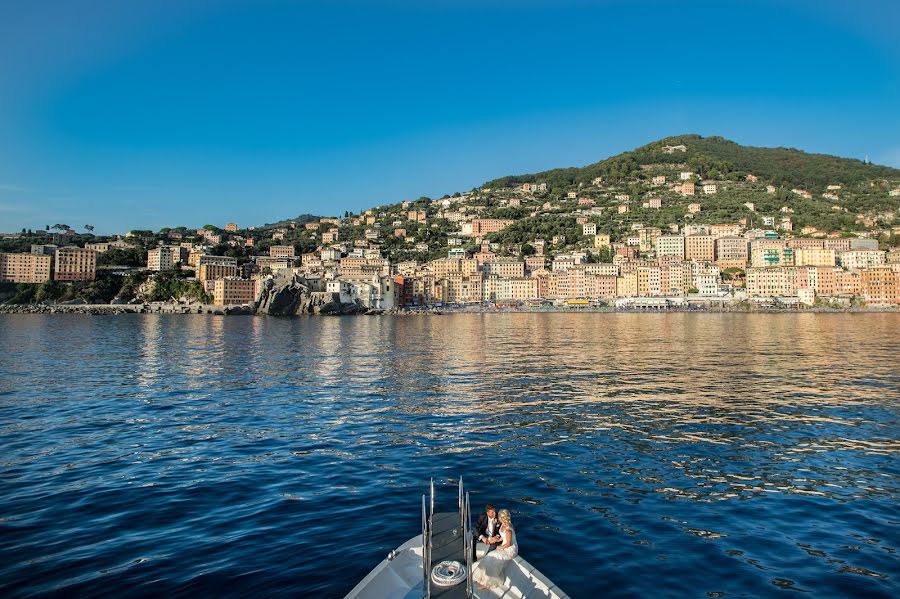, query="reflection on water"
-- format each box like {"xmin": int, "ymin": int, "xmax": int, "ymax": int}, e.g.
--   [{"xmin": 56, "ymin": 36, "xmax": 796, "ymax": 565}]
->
[{"xmin": 0, "ymin": 313, "xmax": 898, "ymax": 598}]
